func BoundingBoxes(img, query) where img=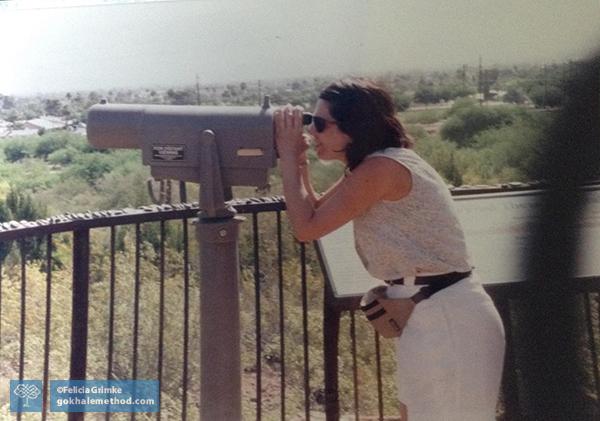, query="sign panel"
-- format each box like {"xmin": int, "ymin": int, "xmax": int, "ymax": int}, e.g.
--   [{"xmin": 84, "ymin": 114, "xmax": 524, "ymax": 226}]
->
[{"xmin": 318, "ymin": 186, "xmax": 600, "ymax": 300}]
